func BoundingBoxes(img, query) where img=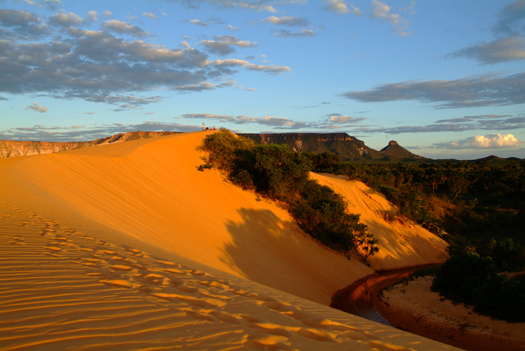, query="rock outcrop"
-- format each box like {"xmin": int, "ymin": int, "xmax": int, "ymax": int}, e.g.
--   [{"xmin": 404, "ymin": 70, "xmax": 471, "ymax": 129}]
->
[{"xmin": 0, "ymin": 131, "xmax": 179, "ymax": 158}]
